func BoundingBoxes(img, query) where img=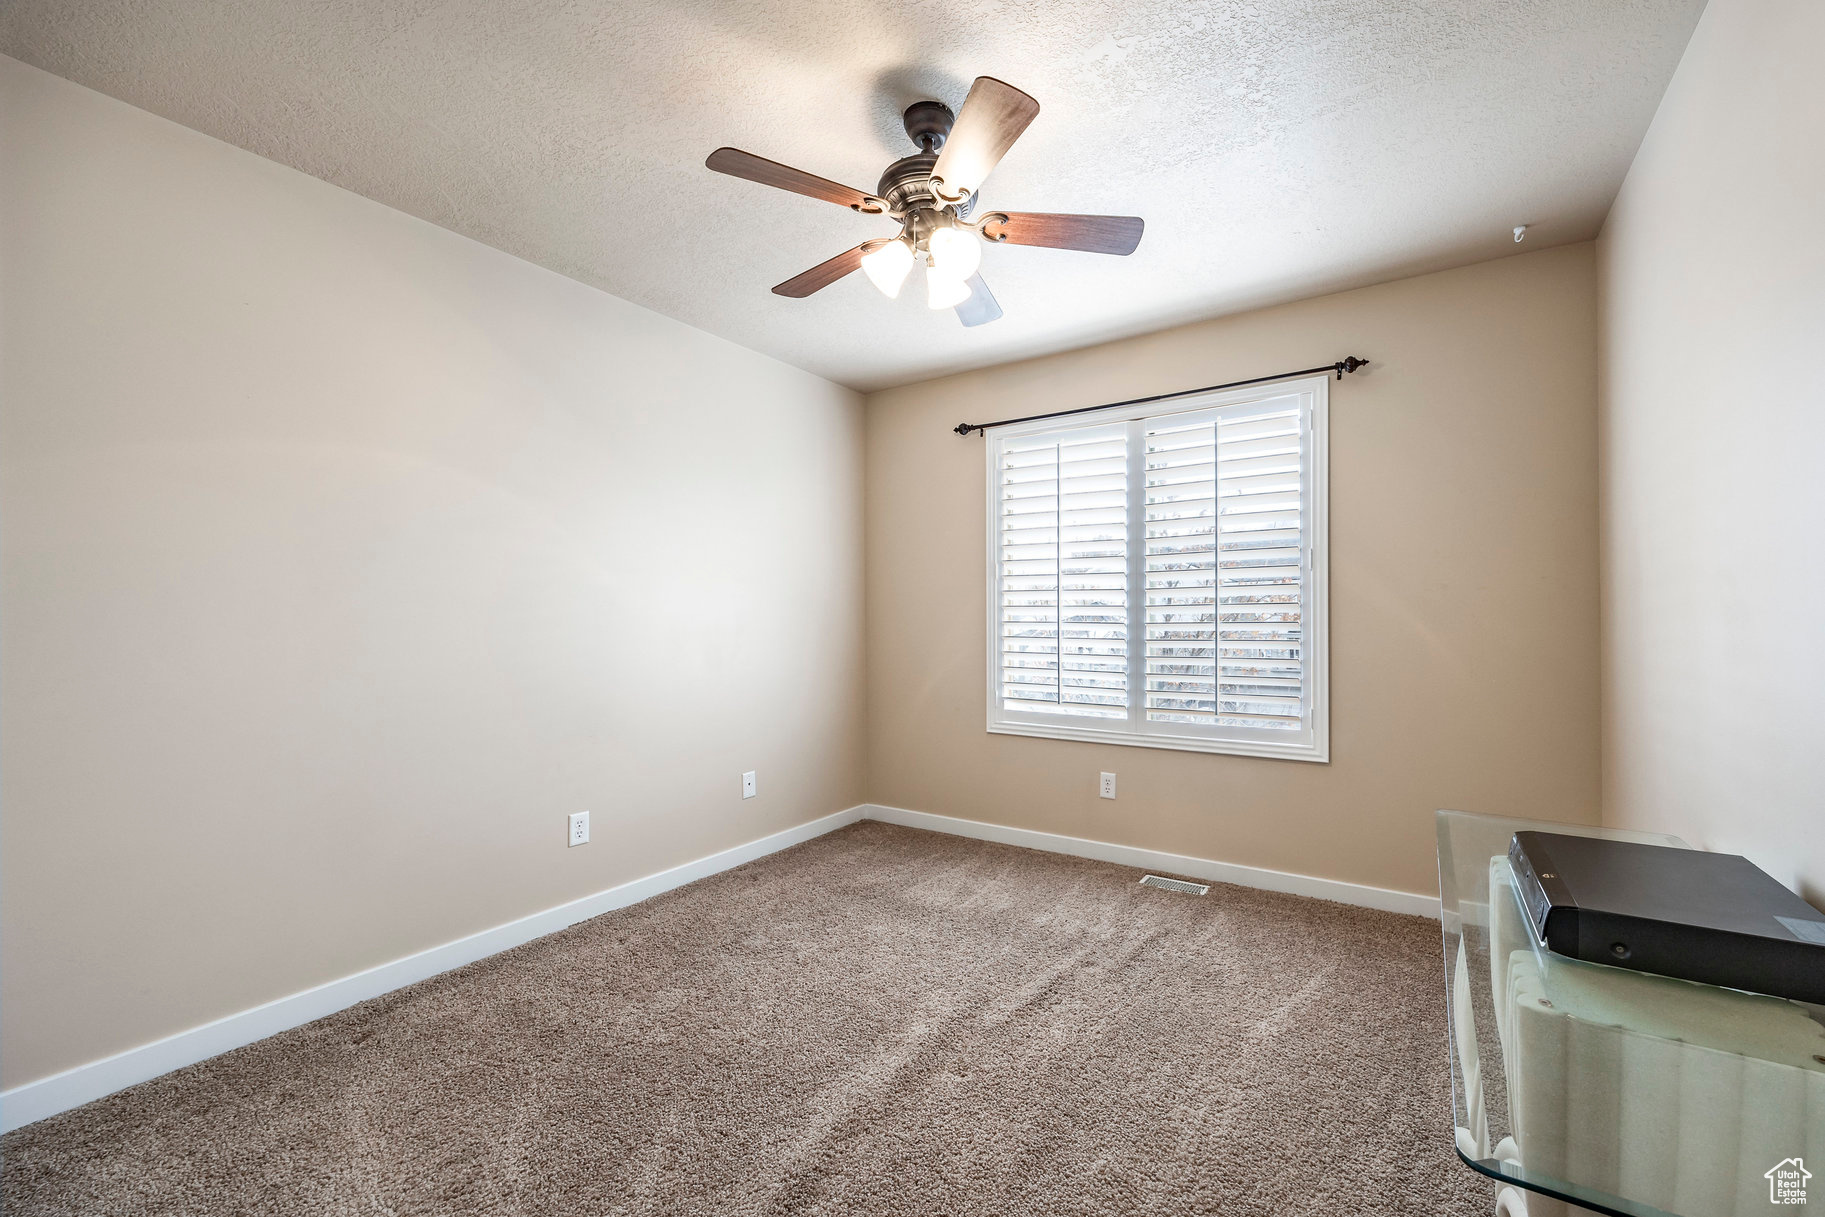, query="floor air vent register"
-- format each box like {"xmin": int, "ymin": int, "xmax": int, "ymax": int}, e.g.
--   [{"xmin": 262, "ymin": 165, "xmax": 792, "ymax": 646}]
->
[{"xmin": 1139, "ymin": 875, "xmax": 1209, "ymax": 896}]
